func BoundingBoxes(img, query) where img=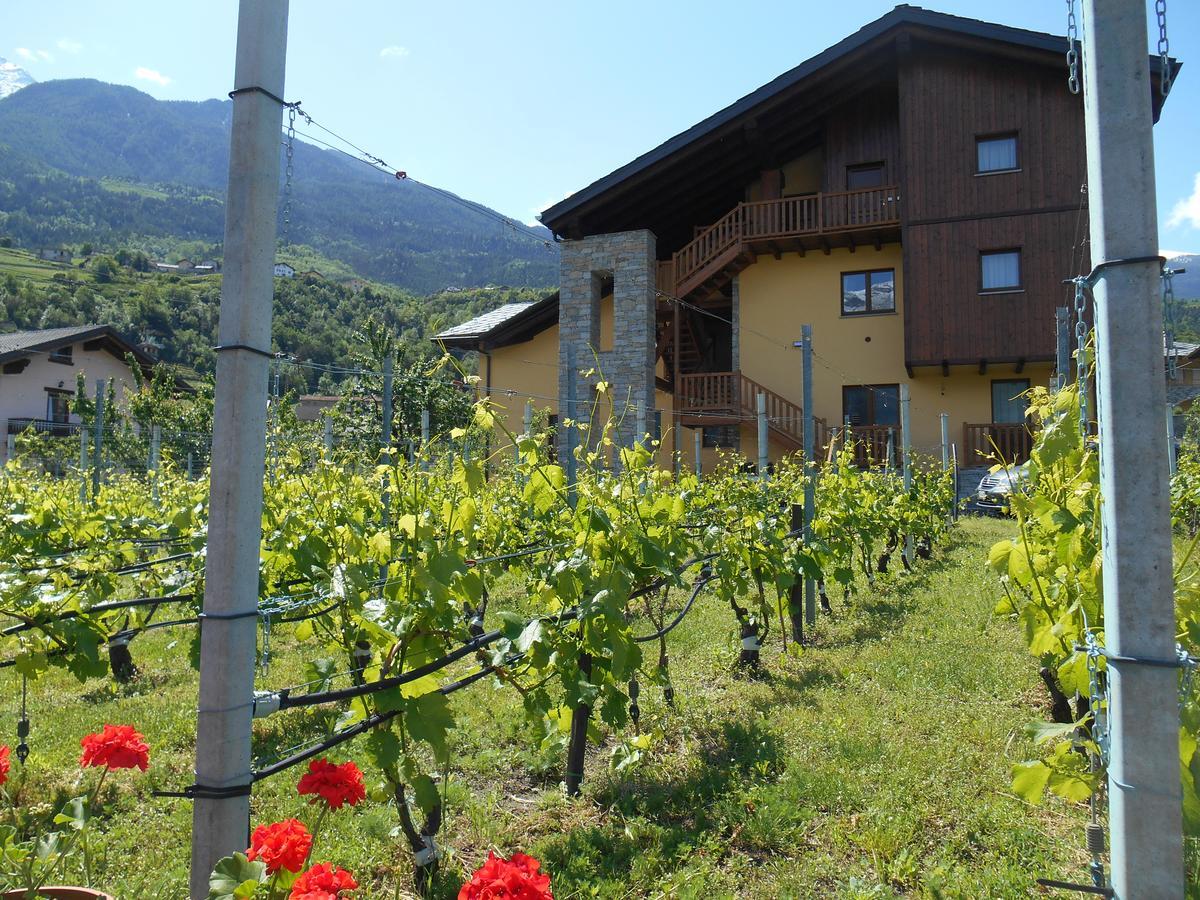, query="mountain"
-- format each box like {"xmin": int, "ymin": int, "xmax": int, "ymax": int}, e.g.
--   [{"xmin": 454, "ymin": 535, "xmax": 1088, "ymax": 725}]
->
[
  {"xmin": 0, "ymin": 58, "xmax": 34, "ymax": 99},
  {"xmin": 1167, "ymin": 254, "xmax": 1200, "ymax": 299},
  {"xmin": 0, "ymin": 79, "xmax": 558, "ymax": 293}
]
